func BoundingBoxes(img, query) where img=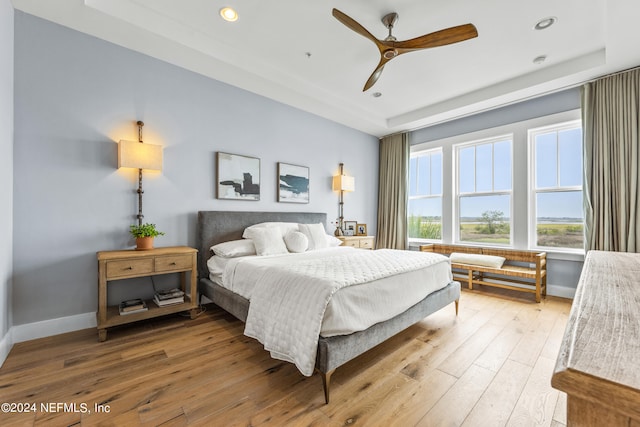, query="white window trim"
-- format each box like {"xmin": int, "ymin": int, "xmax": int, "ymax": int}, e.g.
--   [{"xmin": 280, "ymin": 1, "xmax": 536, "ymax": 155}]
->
[
  {"xmin": 410, "ymin": 109, "xmax": 584, "ymax": 259},
  {"xmin": 453, "ymin": 134, "xmax": 514, "ymax": 246},
  {"xmin": 528, "ymin": 119, "xmax": 584, "ymax": 254}
]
